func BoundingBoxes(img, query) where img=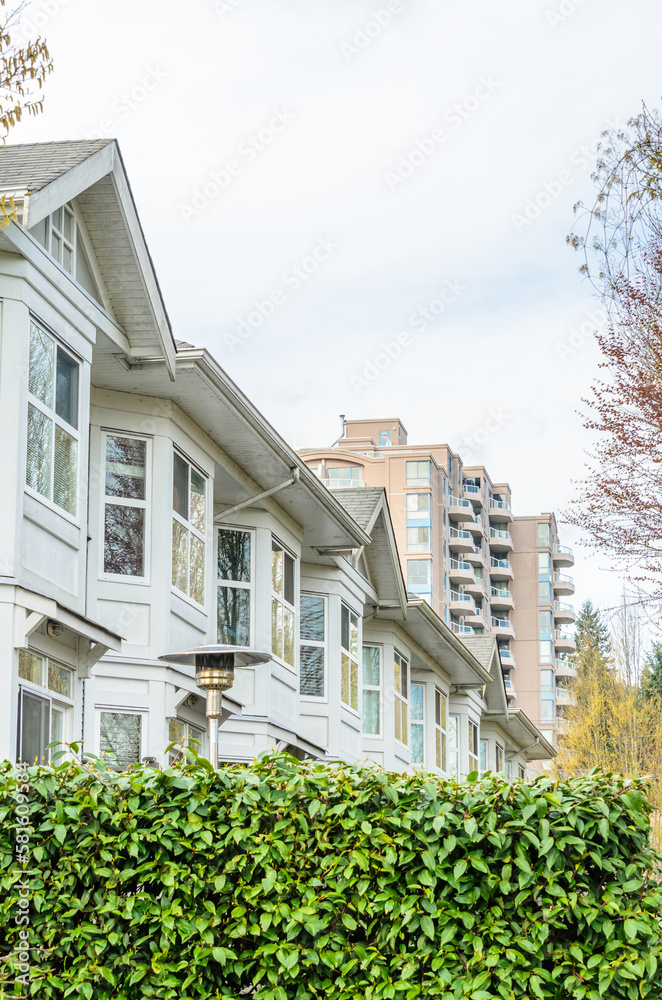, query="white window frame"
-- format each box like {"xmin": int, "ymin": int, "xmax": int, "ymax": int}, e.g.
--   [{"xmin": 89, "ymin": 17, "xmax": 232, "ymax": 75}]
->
[
  {"xmin": 299, "ymin": 592, "xmax": 327, "ymax": 701},
  {"xmin": 479, "ymin": 738, "xmax": 488, "ymax": 774},
  {"xmin": 271, "ymin": 536, "xmax": 297, "ymax": 669},
  {"xmin": 361, "ymin": 644, "xmax": 382, "ymax": 737},
  {"xmin": 410, "ymin": 681, "xmax": 425, "ymax": 765},
  {"xmin": 171, "ymin": 450, "xmax": 208, "ymax": 607},
  {"xmin": 25, "ymin": 318, "xmax": 81, "ymax": 522},
  {"xmin": 48, "ymin": 203, "xmax": 76, "ymax": 274},
  {"xmin": 434, "ymin": 688, "xmax": 447, "ymax": 772},
  {"xmin": 340, "ymin": 603, "xmax": 360, "ymax": 713},
  {"xmin": 17, "ymin": 650, "xmax": 75, "ymax": 763},
  {"xmin": 167, "ymin": 717, "xmax": 206, "ymax": 762},
  {"xmin": 406, "ymin": 525, "xmax": 431, "ymax": 553},
  {"xmin": 468, "ymin": 718, "xmax": 479, "ymax": 773},
  {"xmin": 495, "ymin": 742, "xmax": 505, "ymax": 772},
  {"xmin": 394, "ymin": 649, "xmax": 409, "ymax": 746},
  {"xmin": 448, "ymin": 714, "xmax": 460, "ymax": 777},
  {"xmin": 406, "ymin": 460, "xmax": 431, "ymax": 487},
  {"xmin": 100, "ymin": 430, "xmax": 151, "ymax": 583},
  {"xmin": 96, "ymin": 707, "xmax": 147, "ymax": 770},
  {"xmin": 217, "ymin": 526, "xmax": 254, "ymax": 647}
]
